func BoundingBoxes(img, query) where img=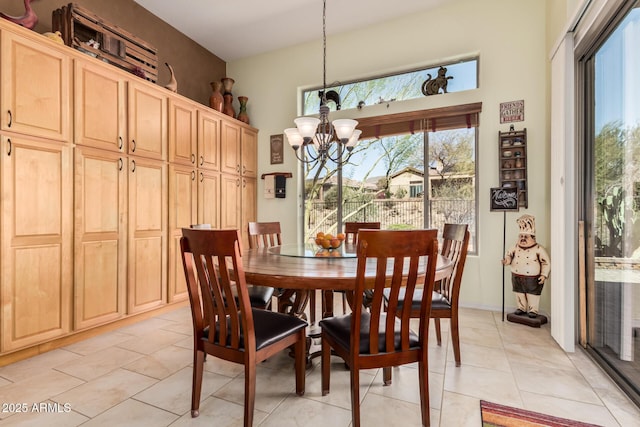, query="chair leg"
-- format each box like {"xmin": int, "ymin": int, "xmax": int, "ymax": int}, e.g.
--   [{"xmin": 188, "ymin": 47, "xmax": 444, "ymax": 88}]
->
[
  {"xmin": 341, "ymin": 292, "xmax": 347, "ymax": 314},
  {"xmin": 383, "ymin": 367, "xmax": 392, "ymax": 385},
  {"xmin": 191, "ymin": 350, "xmax": 205, "ymax": 417},
  {"xmin": 451, "ymin": 315, "xmax": 461, "ymax": 367},
  {"xmin": 309, "ymin": 290, "xmax": 316, "ymax": 324},
  {"xmin": 434, "ymin": 318, "xmax": 442, "ymax": 346},
  {"xmin": 321, "ymin": 335, "xmax": 331, "ymax": 396},
  {"xmin": 418, "ymin": 355, "xmax": 431, "ymax": 427},
  {"xmin": 244, "ymin": 363, "xmax": 256, "ymax": 427},
  {"xmin": 350, "ymin": 364, "xmax": 361, "ymax": 427},
  {"xmin": 294, "ymin": 331, "xmax": 306, "ymax": 396}
]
